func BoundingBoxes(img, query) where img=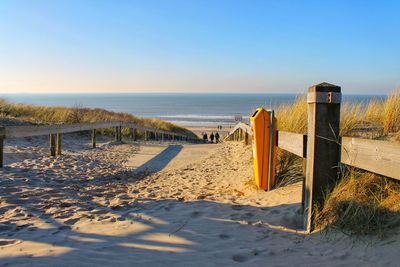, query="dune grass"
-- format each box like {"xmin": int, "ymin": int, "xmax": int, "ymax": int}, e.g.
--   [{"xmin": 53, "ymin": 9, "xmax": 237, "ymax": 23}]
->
[
  {"xmin": 0, "ymin": 99, "xmax": 197, "ymax": 138},
  {"xmin": 314, "ymin": 169, "xmax": 400, "ymax": 237},
  {"xmin": 275, "ymin": 89, "xmax": 400, "ymax": 138}
]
